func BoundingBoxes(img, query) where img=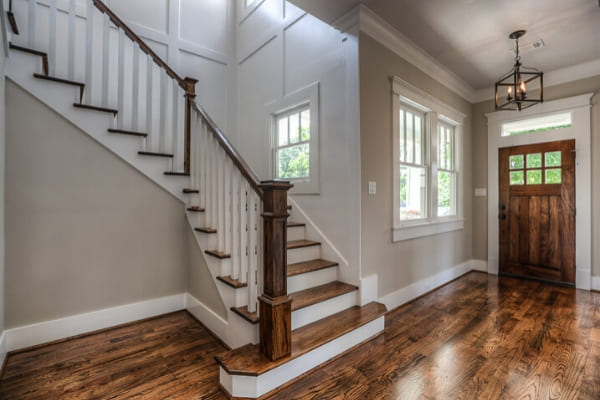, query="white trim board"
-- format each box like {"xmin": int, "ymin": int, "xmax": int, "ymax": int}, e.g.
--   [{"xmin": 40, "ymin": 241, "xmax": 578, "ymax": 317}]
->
[
  {"xmin": 0, "ymin": 332, "xmax": 7, "ymax": 371},
  {"xmin": 4, "ymin": 294, "xmax": 186, "ymax": 352},
  {"xmin": 378, "ymin": 259, "xmax": 486, "ymax": 311},
  {"xmin": 485, "ymin": 93, "xmax": 594, "ymax": 290}
]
